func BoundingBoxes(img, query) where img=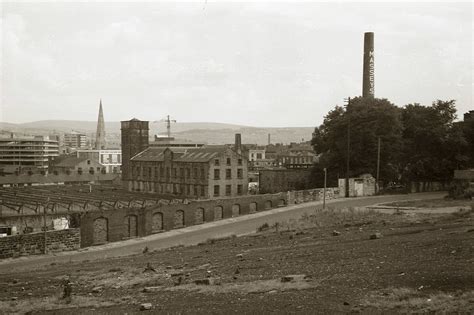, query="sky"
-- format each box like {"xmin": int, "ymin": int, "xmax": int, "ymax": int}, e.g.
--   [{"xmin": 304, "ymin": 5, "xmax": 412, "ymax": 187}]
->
[{"xmin": 1, "ymin": 1, "xmax": 472, "ymax": 127}]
